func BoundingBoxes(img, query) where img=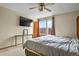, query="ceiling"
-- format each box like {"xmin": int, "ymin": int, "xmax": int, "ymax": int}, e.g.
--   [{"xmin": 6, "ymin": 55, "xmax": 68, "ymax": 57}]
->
[{"xmin": 0, "ymin": 3, "xmax": 79, "ymax": 20}]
